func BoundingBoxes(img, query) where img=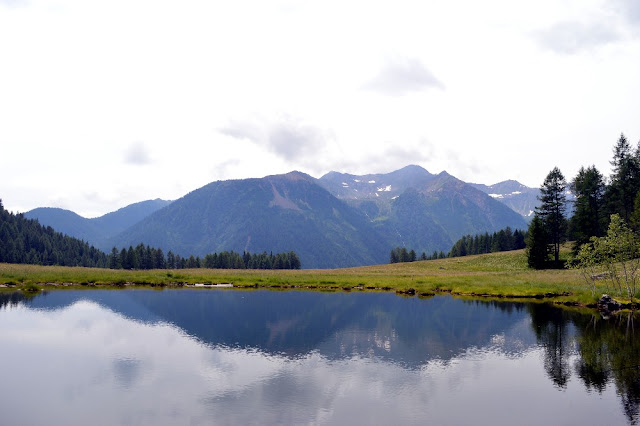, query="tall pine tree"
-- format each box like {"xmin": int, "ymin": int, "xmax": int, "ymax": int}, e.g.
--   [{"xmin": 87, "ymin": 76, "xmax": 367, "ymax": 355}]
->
[
  {"xmin": 569, "ymin": 165, "xmax": 605, "ymax": 250},
  {"xmin": 526, "ymin": 214, "xmax": 548, "ymax": 269},
  {"xmin": 537, "ymin": 167, "xmax": 567, "ymax": 266},
  {"xmin": 606, "ymin": 133, "xmax": 640, "ymax": 222}
]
